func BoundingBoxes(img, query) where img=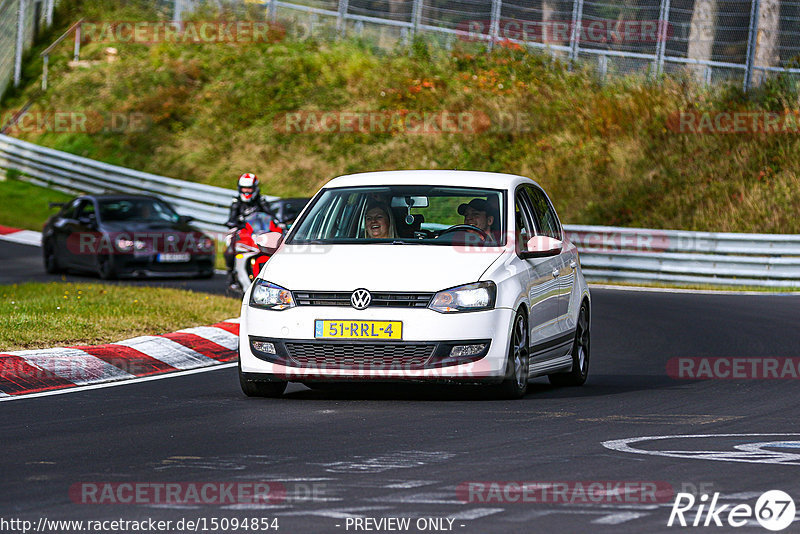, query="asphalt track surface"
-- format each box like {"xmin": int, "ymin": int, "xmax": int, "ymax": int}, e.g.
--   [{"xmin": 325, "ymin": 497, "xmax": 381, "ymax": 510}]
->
[{"xmin": 2, "ymin": 240, "xmax": 800, "ymax": 533}]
